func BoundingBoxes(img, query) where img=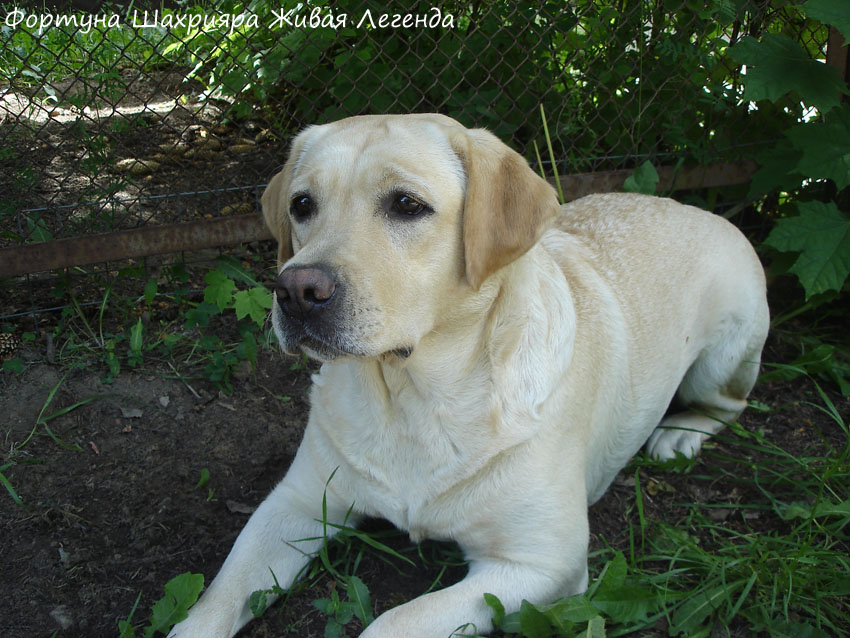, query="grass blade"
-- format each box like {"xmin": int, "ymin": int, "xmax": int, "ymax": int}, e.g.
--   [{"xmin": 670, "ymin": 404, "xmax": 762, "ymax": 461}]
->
[{"xmin": 0, "ymin": 464, "xmax": 24, "ymax": 506}]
